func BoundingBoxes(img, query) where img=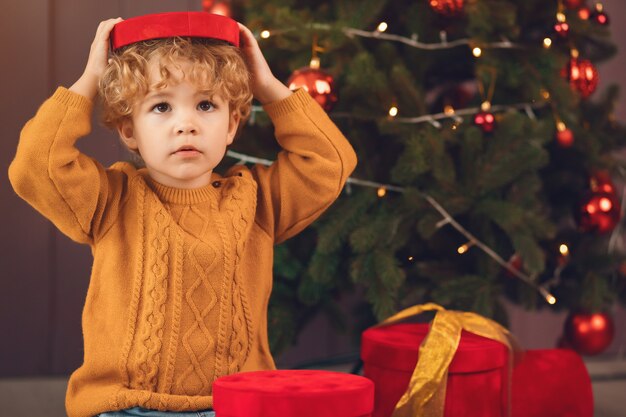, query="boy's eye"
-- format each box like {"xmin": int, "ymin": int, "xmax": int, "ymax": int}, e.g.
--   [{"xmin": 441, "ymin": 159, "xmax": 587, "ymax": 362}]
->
[
  {"xmin": 152, "ymin": 102, "xmax": 170, "ymax": 113},
  {"xmin": 198, "ymin": 101, "xmax": 215, "ymax": 112}
]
